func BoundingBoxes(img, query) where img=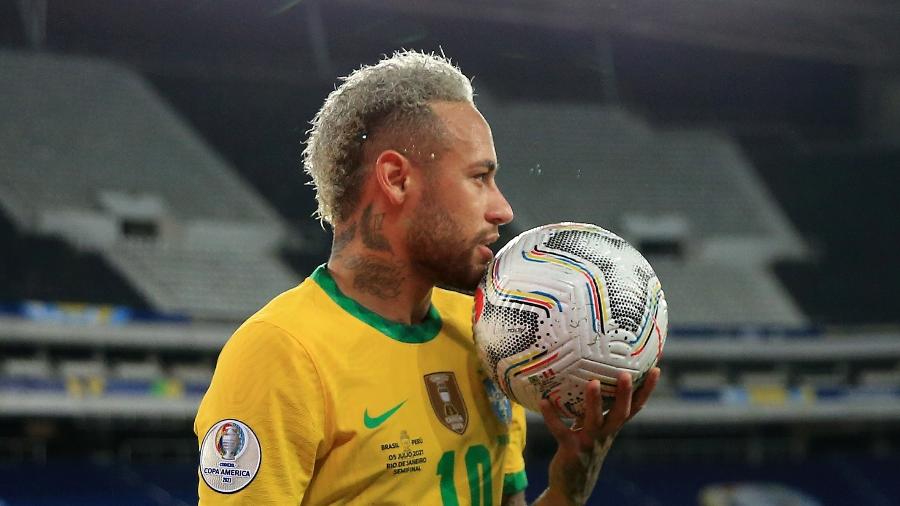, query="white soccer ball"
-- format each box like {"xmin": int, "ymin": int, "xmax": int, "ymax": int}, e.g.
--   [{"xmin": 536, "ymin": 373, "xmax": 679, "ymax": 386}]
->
[{"xmin": 474, "ymin": 222, "xmax": 668, "ymax": 418}]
